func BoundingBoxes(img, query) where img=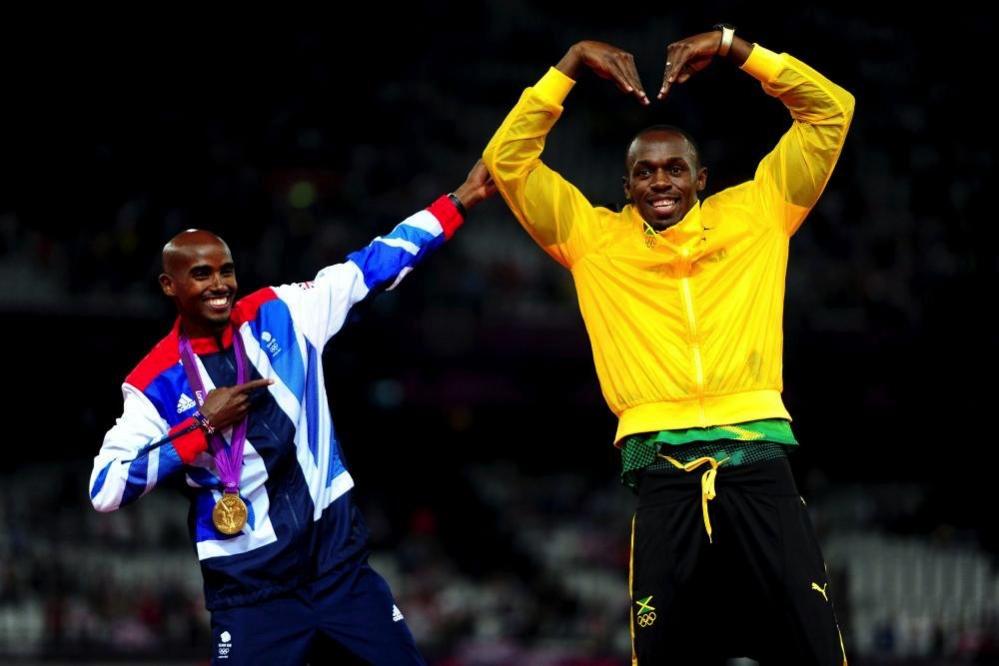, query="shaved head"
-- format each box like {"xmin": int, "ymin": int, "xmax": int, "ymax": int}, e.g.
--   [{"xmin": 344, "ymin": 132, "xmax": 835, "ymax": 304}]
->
[
  {"xmin": 626, "ymin": 124, "xmax": 702, "ymax": 172},
  {"xmin": 162, "ymin": 229, "xmax": 231, "ymax": 276}
]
